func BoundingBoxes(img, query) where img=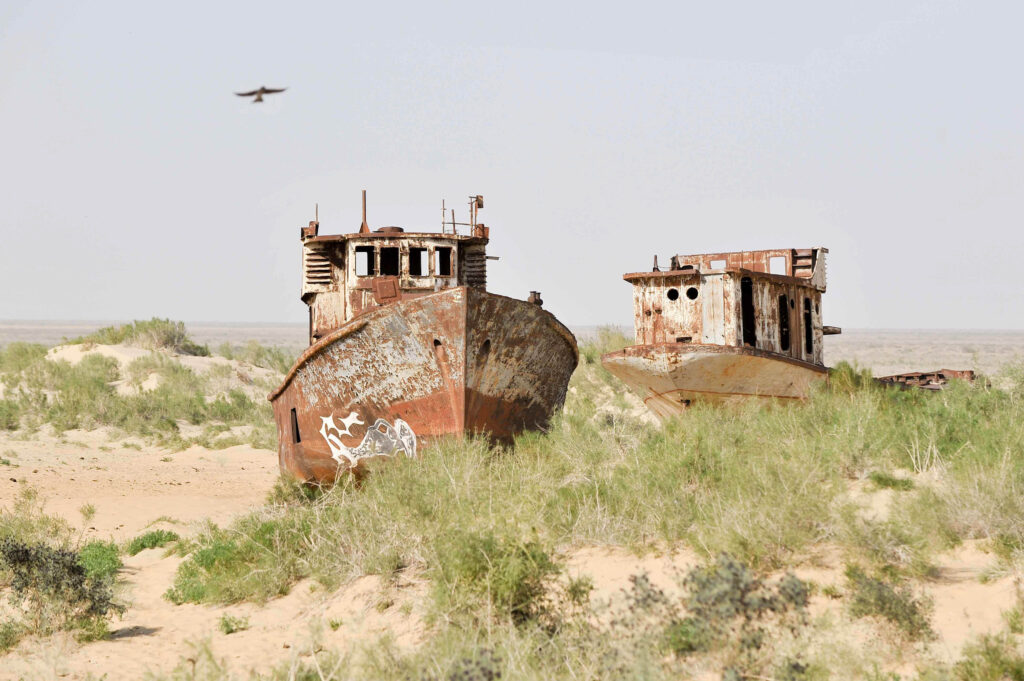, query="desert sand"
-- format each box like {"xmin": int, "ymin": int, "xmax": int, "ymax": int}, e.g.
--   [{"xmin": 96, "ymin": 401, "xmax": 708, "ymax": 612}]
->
[{"xmin": 1, "ymin": 327, "xmax": 1022, "ymax": 678}]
